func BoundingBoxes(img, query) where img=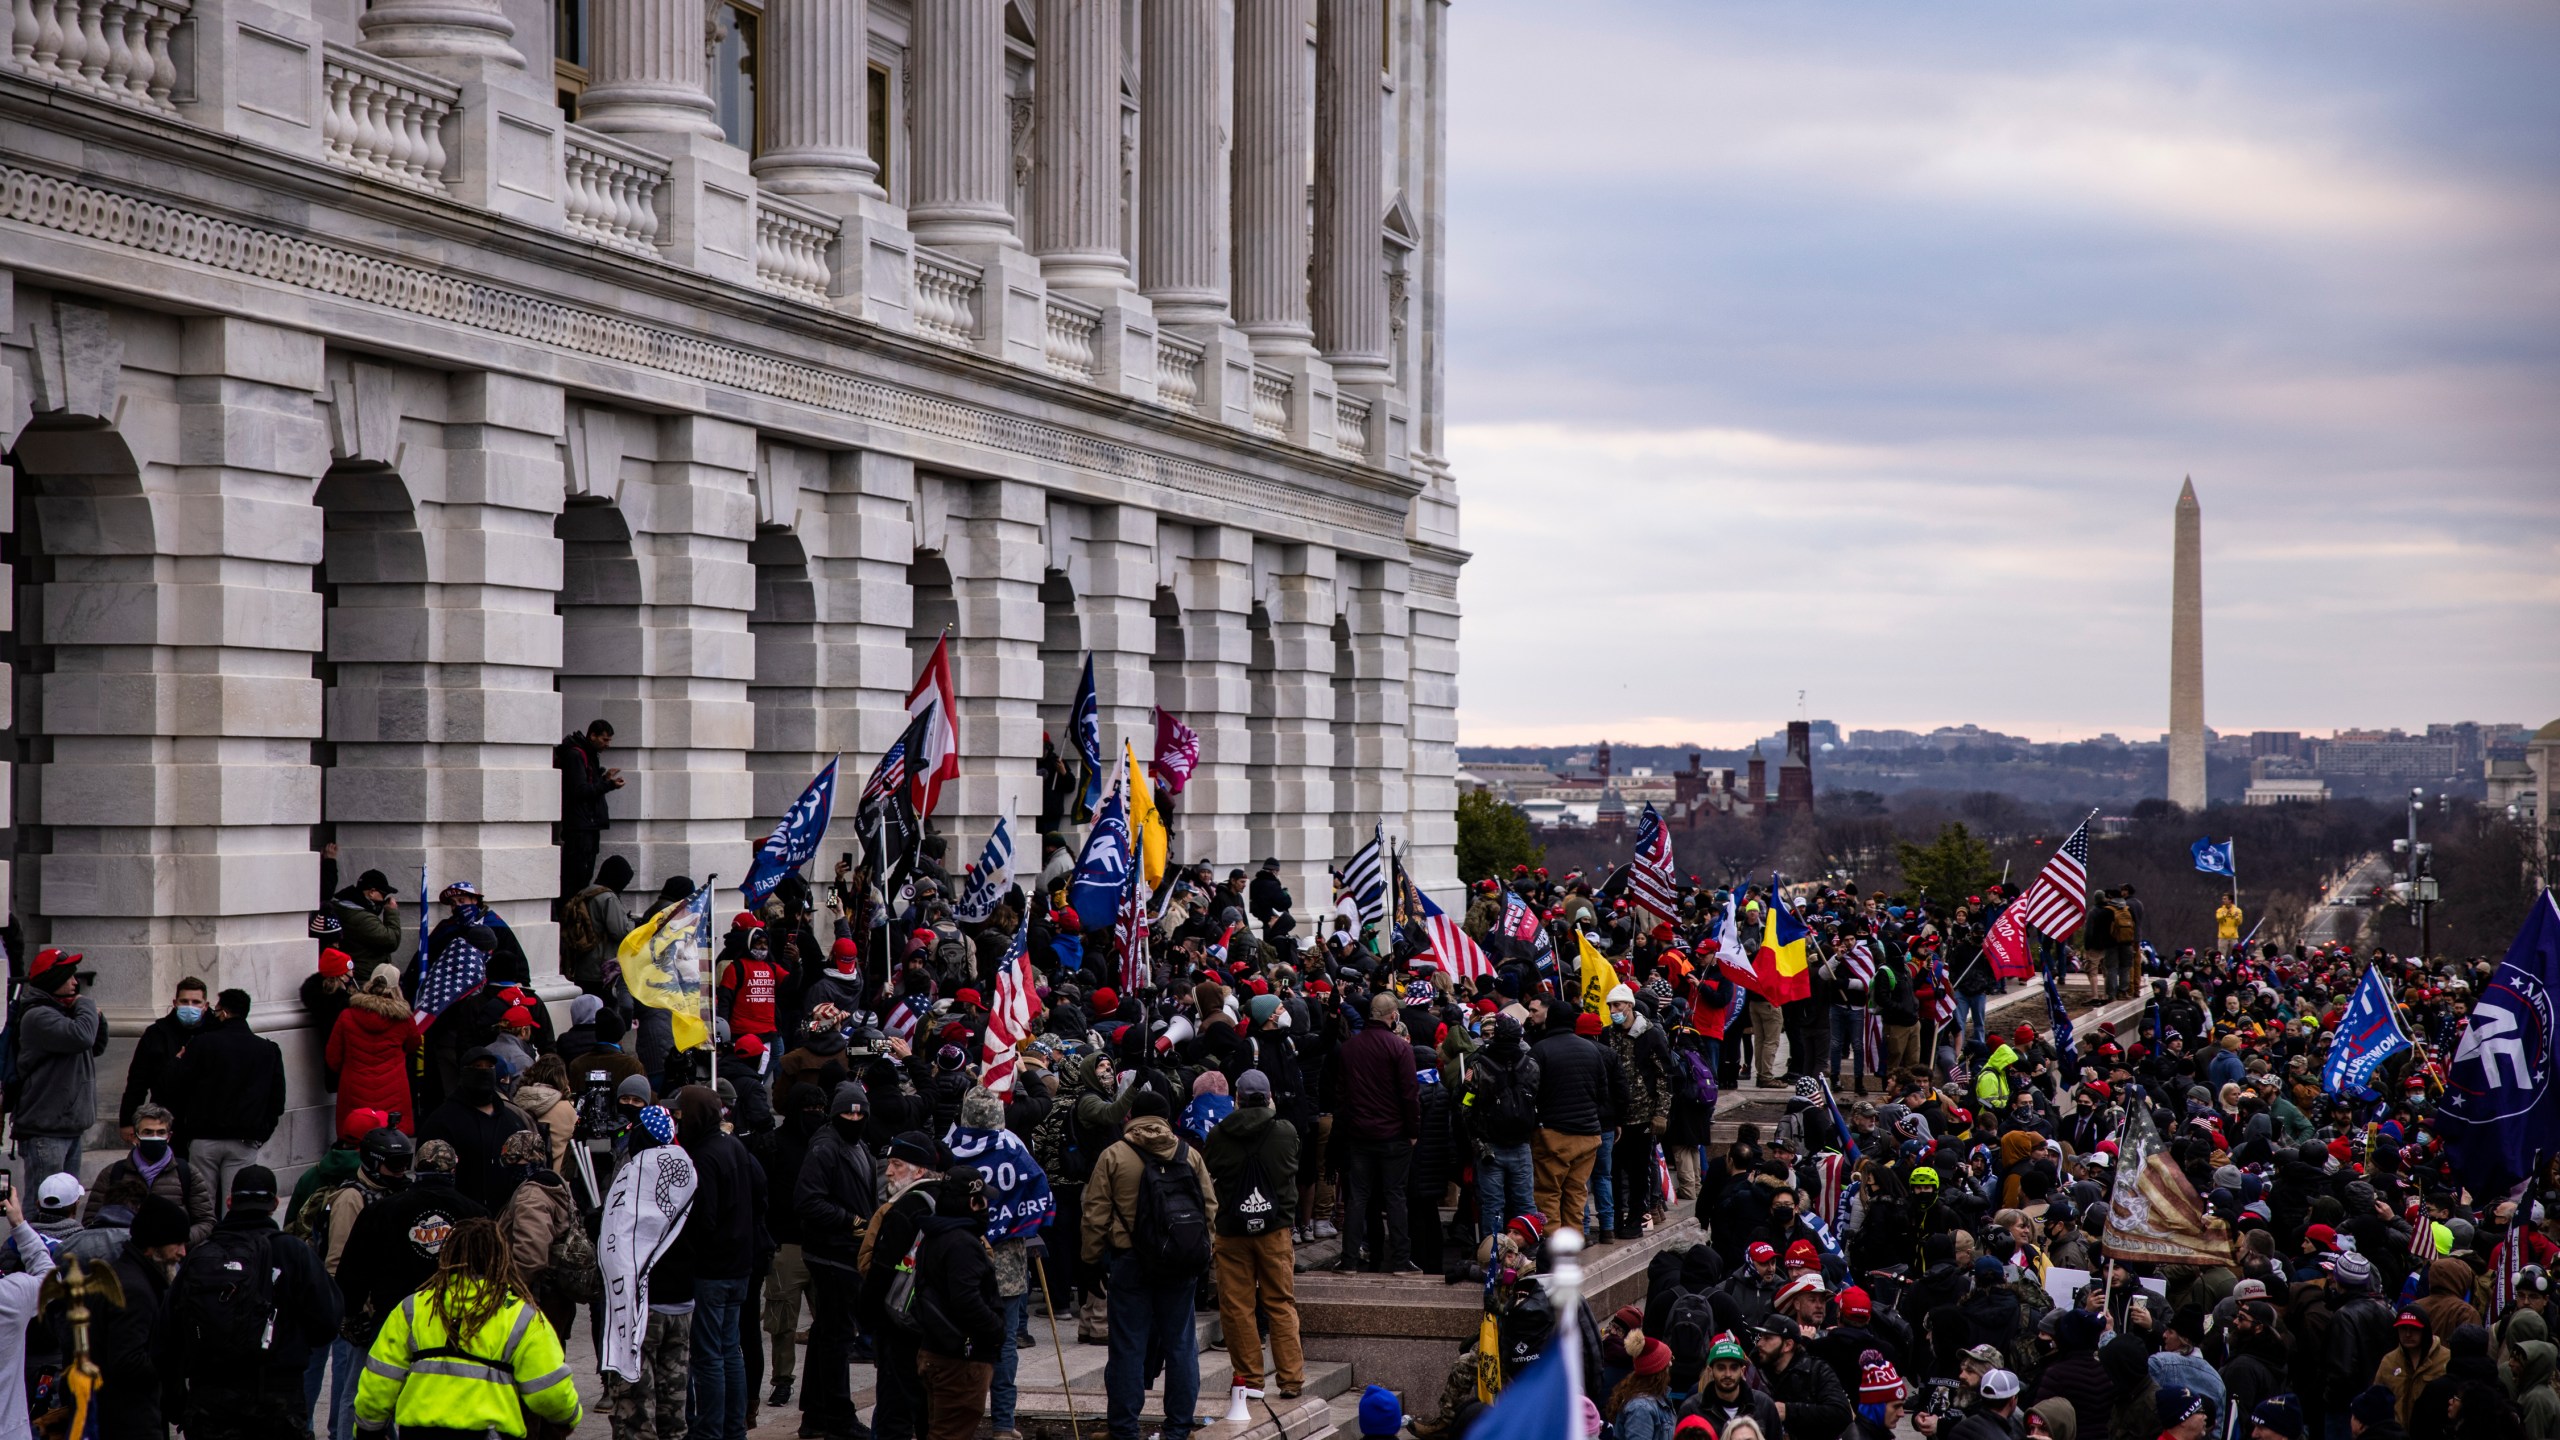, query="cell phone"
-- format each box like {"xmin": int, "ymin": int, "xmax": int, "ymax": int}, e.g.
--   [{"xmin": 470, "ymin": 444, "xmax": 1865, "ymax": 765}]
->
[
  {"xmin": 843, "ymin": 853, "xmax": 854, "ymax": 869},
  {"xmin": 0, "ymin": 1173, "xmax": 14, "ymax": 1202}
]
